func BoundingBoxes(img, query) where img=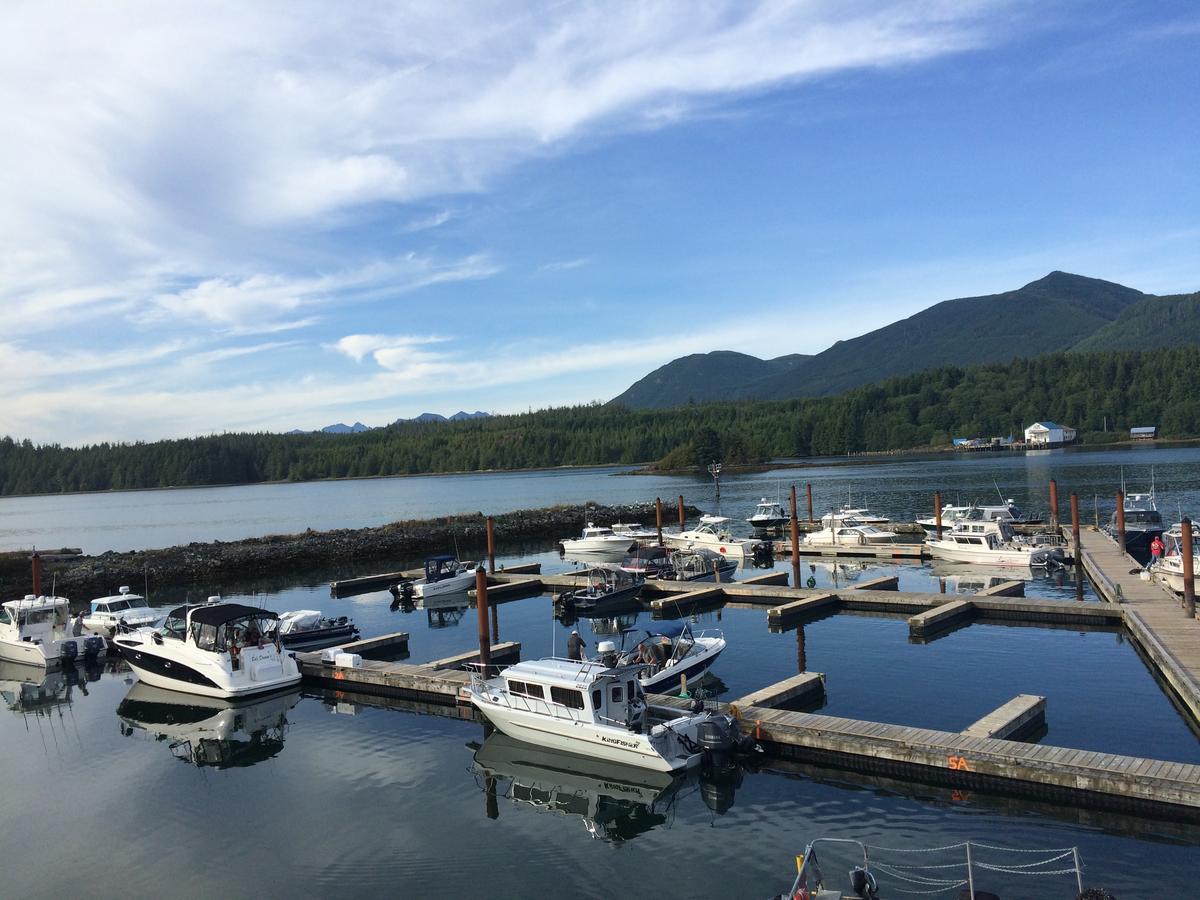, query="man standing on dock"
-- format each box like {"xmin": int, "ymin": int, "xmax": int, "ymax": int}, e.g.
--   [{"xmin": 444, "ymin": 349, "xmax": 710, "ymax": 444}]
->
[
  {"xmin": 567, "ymin": 629, "xmax": 587, "ymax": 661},
  {"xmin": 1149, "ymin": 533, "xmax": 1165, "ymax": 570}
]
